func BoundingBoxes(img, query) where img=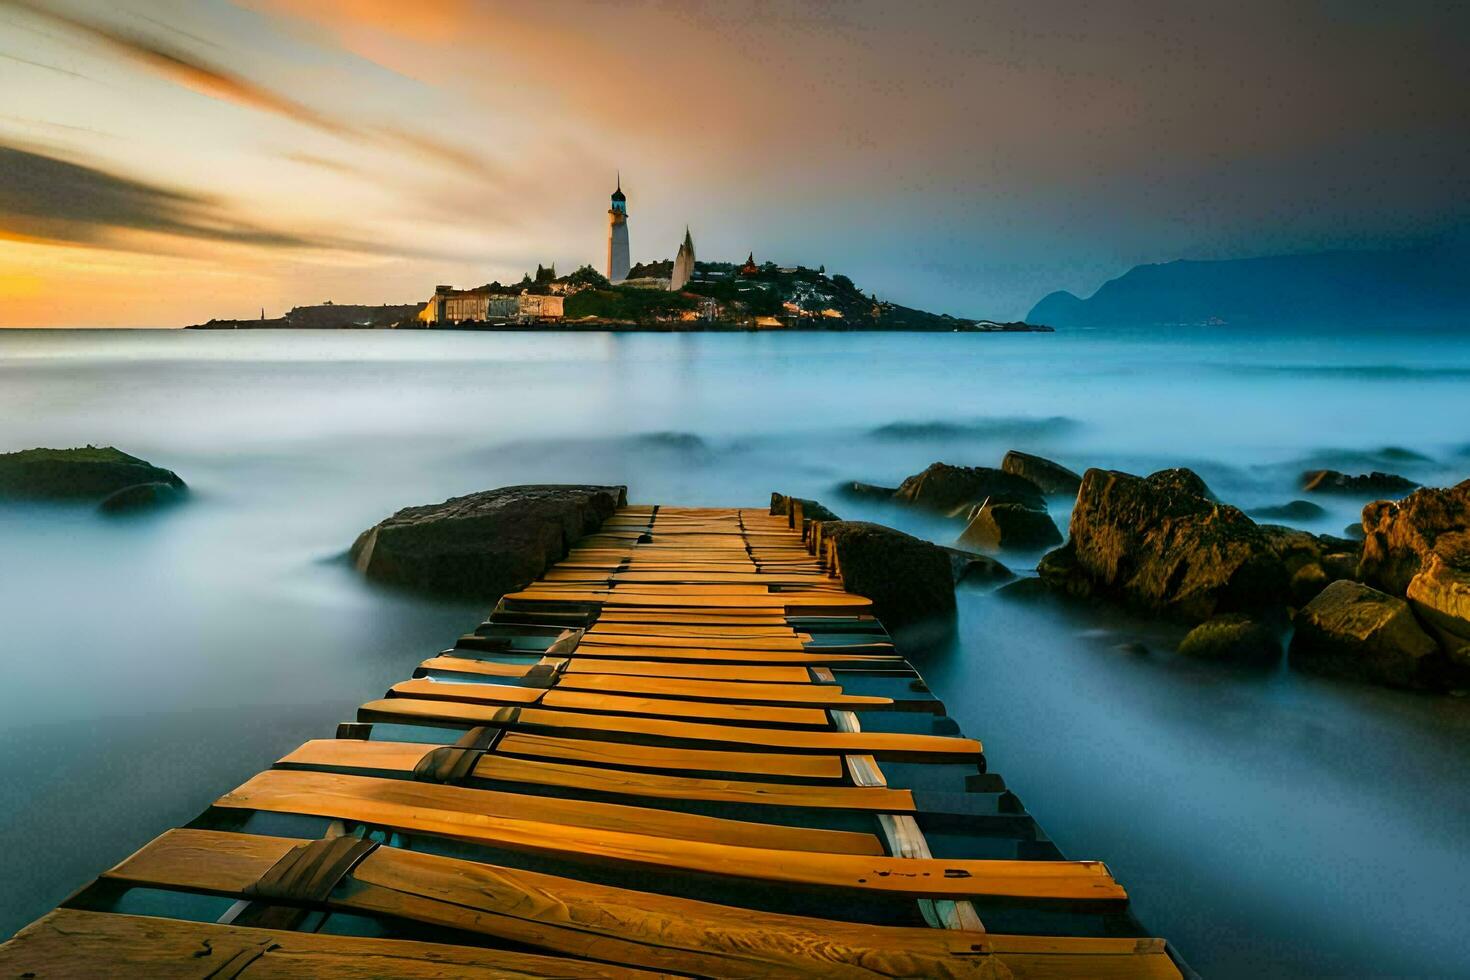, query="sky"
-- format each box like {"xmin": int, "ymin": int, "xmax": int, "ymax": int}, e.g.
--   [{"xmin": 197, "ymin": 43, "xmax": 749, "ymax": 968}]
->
[{"xmin": 0, "ymin": 0, "xmax": 1467, "ymax": 327}]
